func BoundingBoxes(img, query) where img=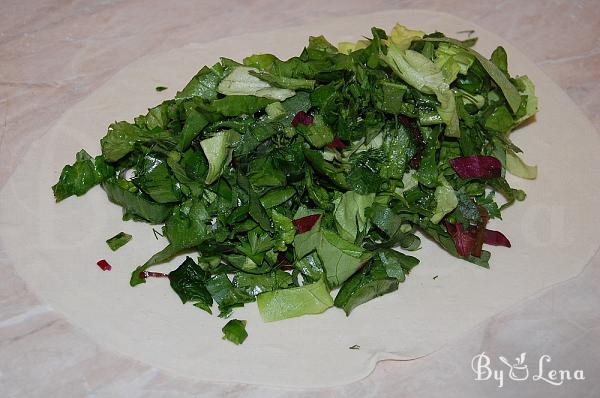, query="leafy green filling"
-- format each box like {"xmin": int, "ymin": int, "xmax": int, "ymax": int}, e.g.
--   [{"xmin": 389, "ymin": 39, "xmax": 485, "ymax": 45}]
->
[{"xmin": 52, "ymin": 24, "xmax": 538, "ymax": 342}]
